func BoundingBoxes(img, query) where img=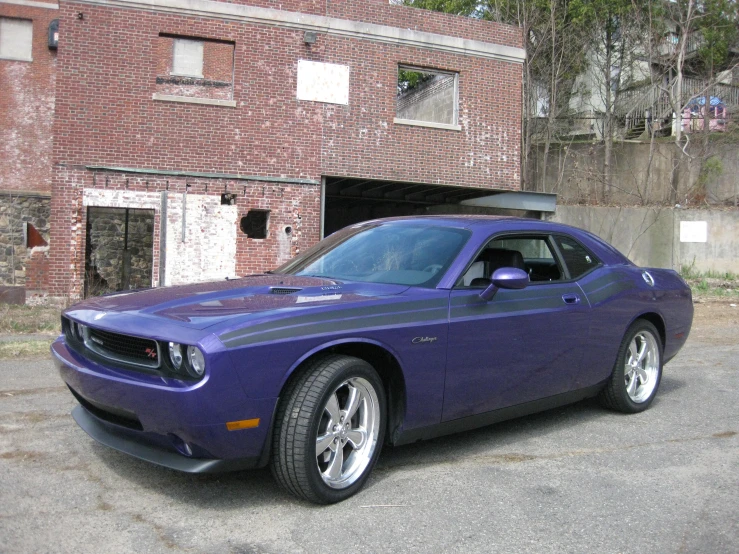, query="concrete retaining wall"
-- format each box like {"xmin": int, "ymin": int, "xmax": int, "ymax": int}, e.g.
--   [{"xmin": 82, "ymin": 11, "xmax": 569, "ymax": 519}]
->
[
  {"xmin": 551, "ymin": 206, "xmax": 739, "ymax": 273},
  {"xmin": 532, "ymin": 142, "xmax": 739, "ymax": 207}
]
